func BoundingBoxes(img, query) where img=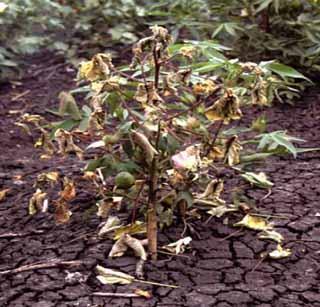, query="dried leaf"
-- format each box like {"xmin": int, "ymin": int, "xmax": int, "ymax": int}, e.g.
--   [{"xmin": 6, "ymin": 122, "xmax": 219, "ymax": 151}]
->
[
  {"xmin": 79, "ymin": 53, "xmax": 114, "ymax": 81},
  {"xmin": 55, "ymin": 129, "xmax": 83, "ymax": 160},
  {"xmin": 193, "ymin": 79, "xmax": 218, "ymax": 95},
  {"xmin": 259, "ymin": 230, "xmax": 284, "ymax": 243},
  {"xmin": 234, "ymin": 214, "xmax": 273, "ymax": 231},
  {"xmin": 198, "ymin": 179, "xmax": 224, "ymax": 199},
  {"xmin": 269, "ymin": 244, "xmax": 291, "ymax": 259},
  {"xmin": 37, "ymin": 172, "xmax": 59, "ymax": 185},
  {"xmin": 224, "ymin": 136, "xmax": 242, "ymax": 166},
  {"xmin": 99, "ymin": 216, "xmax": 122, "ymax": 237},
  {"xmin": 54, "ymin": 200, "xmax": 72, "ymax": 224},
  {"xmin": 96, "ymin": 266, "xmax": 134, "ymax": 285},
  {"xmin": 113, "ymin": 221, "xmax": 147, "ymax": 240},
  {"xmin": 0, "ymin": 189, "xmax": 10, "ymax": 202},
  {"xmin": 205, "ymin": 88, "xmax": 242, "ymax": 124},
  {"xmin": 162, "ymin": 237, "xmax": 192, "ymax": 254},
  {"xmin": 59, "ymin": 178, "xmax": 76, "ymax": 201},
  {"xmin": 241, "ymin": 172, "xmax": 273, "ymax": 189}
]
